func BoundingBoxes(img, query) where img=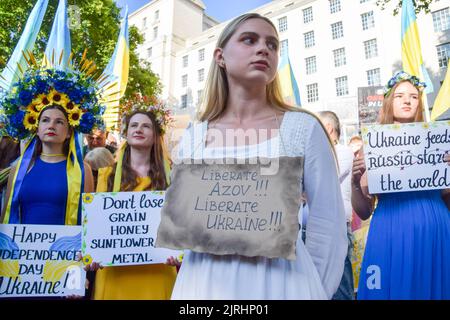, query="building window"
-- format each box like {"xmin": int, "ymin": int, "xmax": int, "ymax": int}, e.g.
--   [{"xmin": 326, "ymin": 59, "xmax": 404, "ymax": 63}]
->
[
  {"xmin": 197, "ymin": 90, "xmax": 203, "ymax": 104},
  {"xmin": 147, "ymin": 47, "xmax": 152, "ymax": 58},
  {"xmin": 154, "ymin": 10, "xmax": 159, "ymax": 22},
  {"xmin": 367, "ymin": 68, "xmax": 381, "ymax": 86},
  {"xmin": 280, "ymin": 39, "xmax": 289, "ymax": 56},
  {"xmin": 331, "ymin": 21, "xmax": 344, "ymax": 40},
  {"xmin": 278, "ymin": 16, "xmax": 288, "ymax": 32},
  {"xmin": 364, "ymin": 38, "xmax": 378, "ymax": 59},
  {"xmin": 305, "ymin": 56, "xmax": 317, "ymax": 75},
  {"xmin": 180, "ymin": 94, "xmax": 187, "ymax": 109},
  {"xmin": 333, "ymin": 47, "xmax": 346, "ymax": 67},
  {"xmin": 182, "ymin": 74, "xmax": 188, "ymax": 88},
  {"xmin": 437, "ymin": 43, "xmax": 450, "ymax": 68},
  {"xmin": 303, "ymin": 7, "xmax": 313, "ymax": 24},
  {"xmin": 432, "ymin": 8, "xmax": 450, "ymax": 32},
  {"xmin": 182, "ymin": 55, "xmax": 188, "ymax": 68},
  {"xmin": 304, "ymin": 31, "xmax": 315, "ymax": 48},
  {"xmin": 198, "ymin": 68, "xmax": 205, "ymax": 82},
  {"xmin": 142, "ymin": 17, "xmax": 147, "ymax": 29},
  {"xmin": 198, "ymin": 48, "xmax": 205, "ymax": 62},
  {"xmin": 153, "ymin": 26, "xmax": 158, "ymax": 40},
  {"xmin": 307, "ymin": 83, "xmax": 319, "ymax": 103},
  {"xmin": 329, "ymin": 0, "xmax": 341, "ymax": 14},
  {"xmin": 335, "ymin": 76, "xmax": 349, "ymax": 96},
  {"xmin": 361, "ymin": 11, "xmax": 375, "ymax": 30}
]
